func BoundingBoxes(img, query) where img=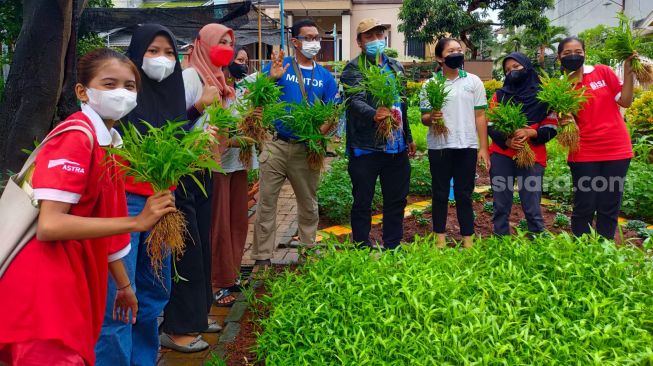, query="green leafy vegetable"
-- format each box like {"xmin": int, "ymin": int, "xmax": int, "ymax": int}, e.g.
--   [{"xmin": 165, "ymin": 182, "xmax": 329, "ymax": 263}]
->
[
  {"xmin": 605, "ymin": 12, "xmax": 653, "ymax": 84},
  {"xmin": 286, "ymin": 100, "xmax": 343, "ymax": 170},
  {"xmin": 254, "ymin": 234, "xmax": 653, "ymax": 364},
  {"xmin": 486, "ymin": 101, "xmax": 536, "ymax": 168},
  {"xmin": 423, "ymin": 74, "xmax": 450, "ymax": 136},
  {"xmin": 110, "ymin": 120, "xmax": 220, "ymax": 278},
  {"xmin": 346, "ymin": 56, "xmax": 404, "ymax": 141},
  {"xmin": 537, "ymin": 72, "xmax": 590, "ymax": 153}
]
